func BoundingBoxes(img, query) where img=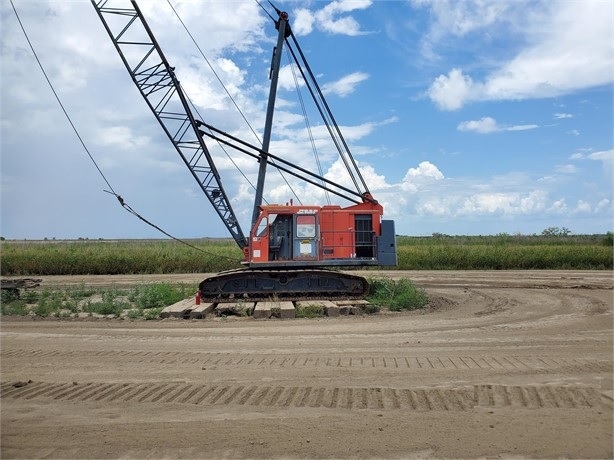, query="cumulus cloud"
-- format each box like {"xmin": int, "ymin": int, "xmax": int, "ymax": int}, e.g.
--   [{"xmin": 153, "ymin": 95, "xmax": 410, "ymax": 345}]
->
[
  {"xmin": 422, "ymin": 1, "xmax": 613, "ymax": 110},
  {"xmin": 293, "ymin": 1, "xmax": 372, "ymax": 36},
  {"xmin": 548, "ymin": 198, "xmax": 567, "ymax": 213},
  {"xmin": 428, "ymin": 68, "xmax": 474, "ymax": 111},
  {"xmin": 293, "ymin": 8, "xmax": 315, "ymax": 35},
  {"xmin": 400, "ymin": 161, "xmax": 444, "ymax": 192},
  {"xmin": 457, "ymin": 117, "xmax": 538, "ymax": 133}
]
